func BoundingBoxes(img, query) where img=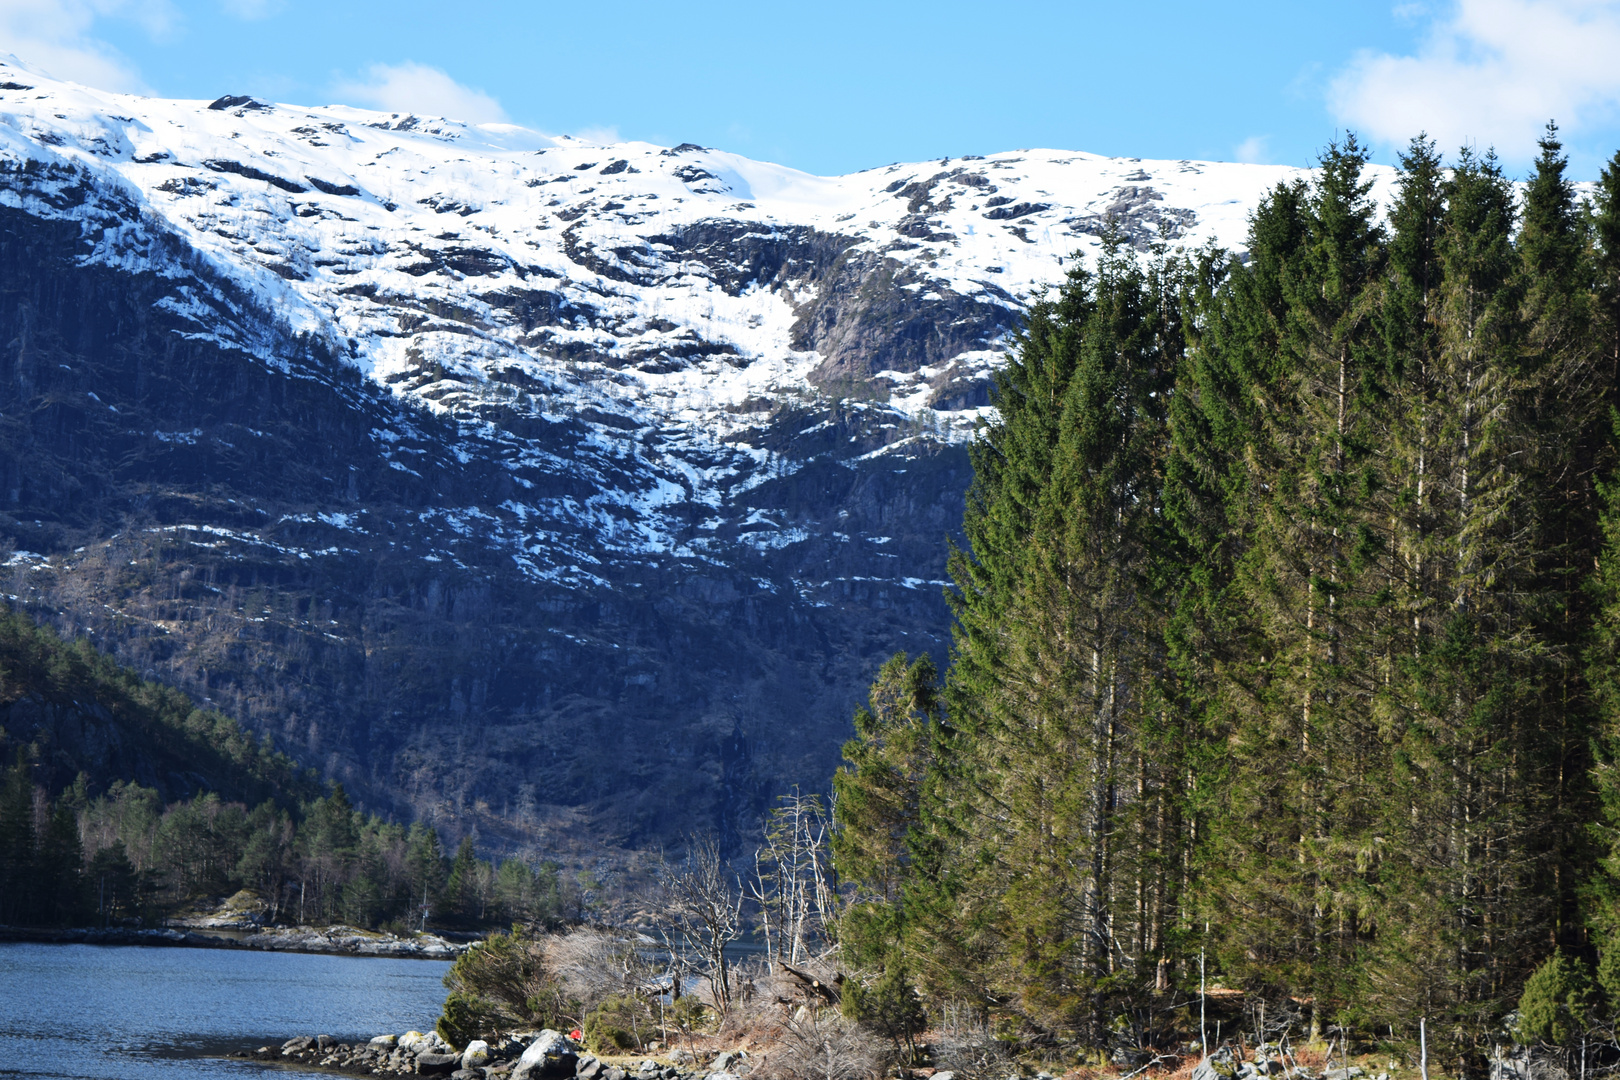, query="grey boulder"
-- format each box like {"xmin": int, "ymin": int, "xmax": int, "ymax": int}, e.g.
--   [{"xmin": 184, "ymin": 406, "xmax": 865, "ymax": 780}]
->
[
  {"xmin": 514, "ymin": 1030, "xmax": 579, "ymax": 1080},
  {"xmin": 417, "ymin": 1051, "xmax": 463, "ymax": 1074},
  {"xmin": 462, "ymin": 1040, "xmax": 492, "ymax": 1069},
  {"xmin": 1191, "ymin": 1049, "xmax": 1239, "ymax": 1080},
  {"xmin": 711, "ymin": 1052, "xmax": 747, "ymax": 1074}
]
